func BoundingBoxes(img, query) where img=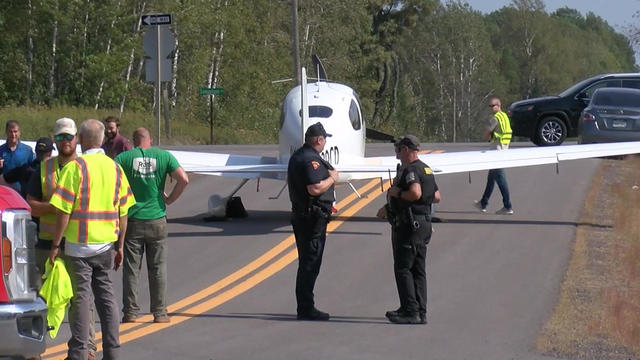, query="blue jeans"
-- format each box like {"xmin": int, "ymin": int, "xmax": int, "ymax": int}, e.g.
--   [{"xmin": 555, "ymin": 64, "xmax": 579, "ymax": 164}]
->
[{"xmin": 480, "ymin": 168, "xmax": 512, "ymax": 209}]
